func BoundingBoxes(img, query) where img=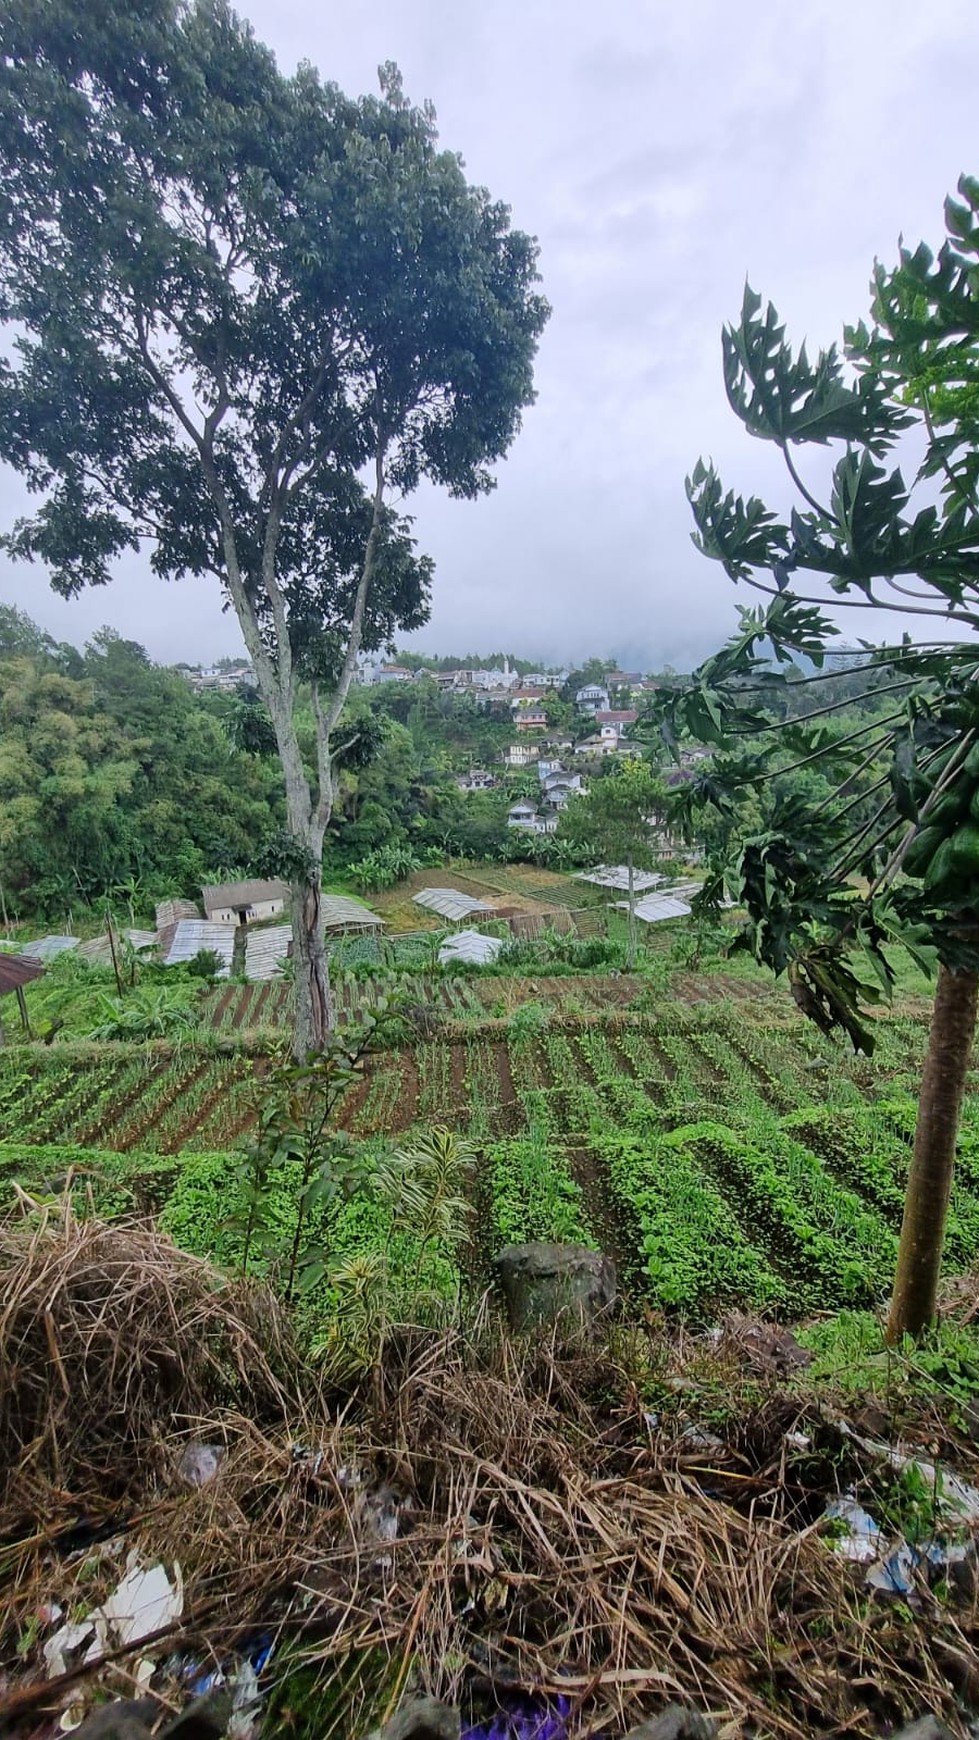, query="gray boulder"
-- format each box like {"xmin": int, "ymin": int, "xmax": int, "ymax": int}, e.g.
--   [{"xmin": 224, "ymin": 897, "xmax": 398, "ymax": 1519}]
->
[
  {"xmin": 886, "ymin": 1720, "xmax": 956, "ymax": 1740},
  {"xmin": 623, "ymin": 1705, "xmax": 716, "ymax": 1740},
  {"xmin": 371, "ymin": 1696, "xmax": 460, "ymax": 1740},
  {"xmin": 494, "ymin": 1242, "xmax": 616, "ymax": 1333}
]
